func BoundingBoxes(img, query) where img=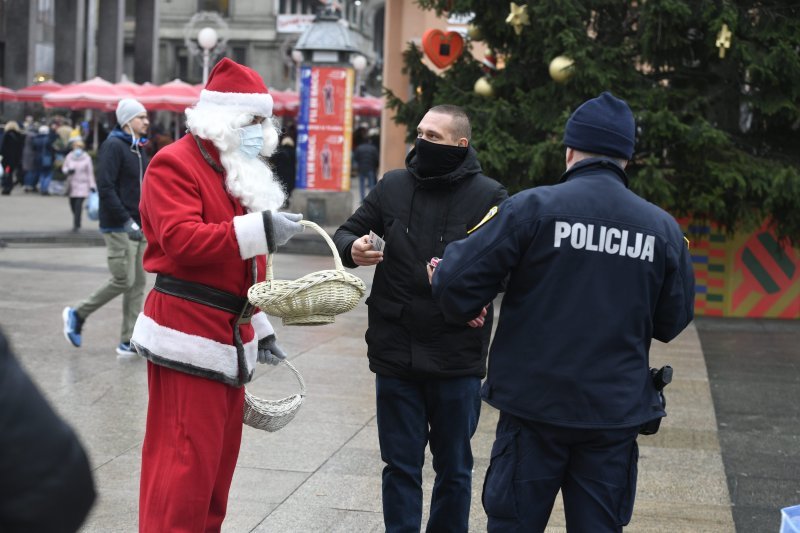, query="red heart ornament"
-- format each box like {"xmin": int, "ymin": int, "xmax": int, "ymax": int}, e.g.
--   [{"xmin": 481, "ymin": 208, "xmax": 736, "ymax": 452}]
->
[{"xmin": 422, "ymin": 29, "xmax": 464, "ymax": 69}]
